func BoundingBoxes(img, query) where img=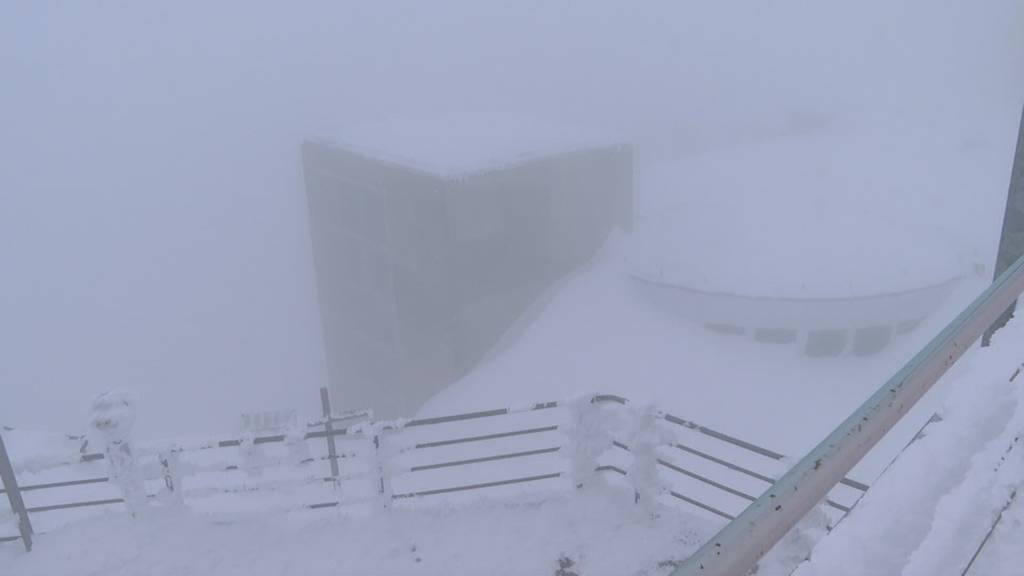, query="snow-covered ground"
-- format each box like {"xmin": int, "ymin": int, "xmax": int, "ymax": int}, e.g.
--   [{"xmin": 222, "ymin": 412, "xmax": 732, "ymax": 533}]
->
[
  {"xmin": 3, "ymin": 2, "xmax": 1024, "ymax": 574},
  {"xmin": 420, "ymin": 233, "xmax": 988, "ymax": 485},
  {"xmin": 1, "ymin": 397, "xmax": 731, "ymax": 576},
  {"xmin": 3, "ymin": 315, "xmax": 1021, "ymax": 575},
  {"xmin": 0, "ymin": 488, "xmax": 715, "ymax": 576},
  {"xmin": 794, "ymin": 317, "xmax": 1024, "ymax": 576}
]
